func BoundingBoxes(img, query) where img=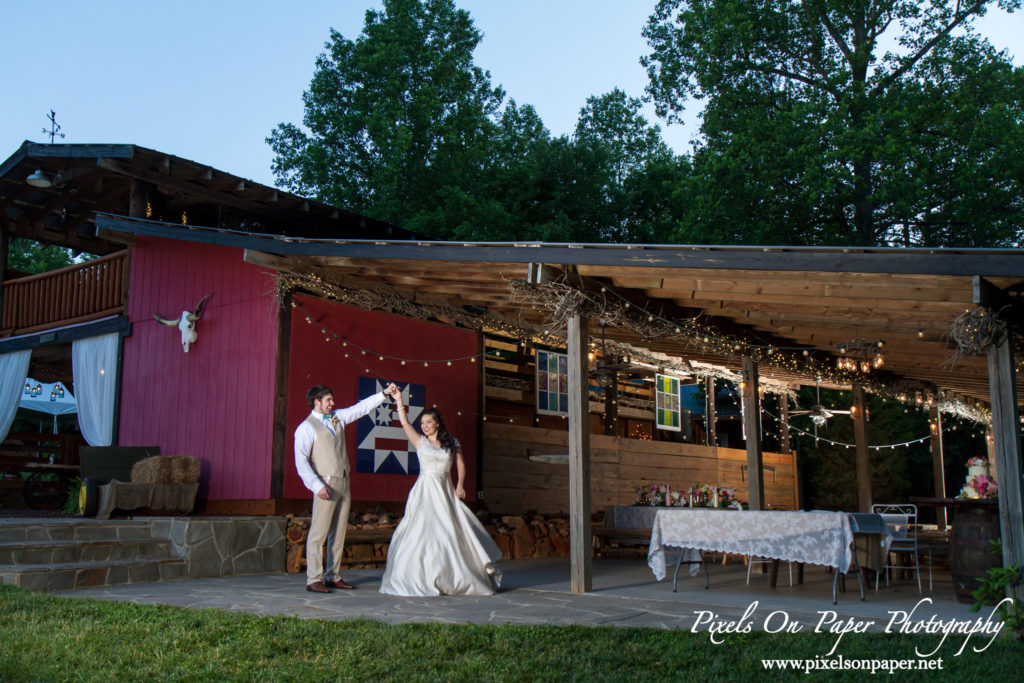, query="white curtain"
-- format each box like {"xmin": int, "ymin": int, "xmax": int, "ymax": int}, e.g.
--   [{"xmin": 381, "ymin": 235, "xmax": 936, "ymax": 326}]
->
[
  {"xmin": 0, "ymin": 349, "xmax": 32, "ymax": 441},
  {"xmin": 72, "ymin": 332, "xmax": 119, "ymax": 446}
]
